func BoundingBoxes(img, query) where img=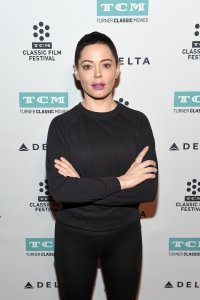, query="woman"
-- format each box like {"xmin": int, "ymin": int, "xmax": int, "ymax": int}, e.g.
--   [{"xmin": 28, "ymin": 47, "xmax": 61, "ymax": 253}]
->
[{"xmin": 46, "ymin": 31, "xmax": 158, "ymax": 300}]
